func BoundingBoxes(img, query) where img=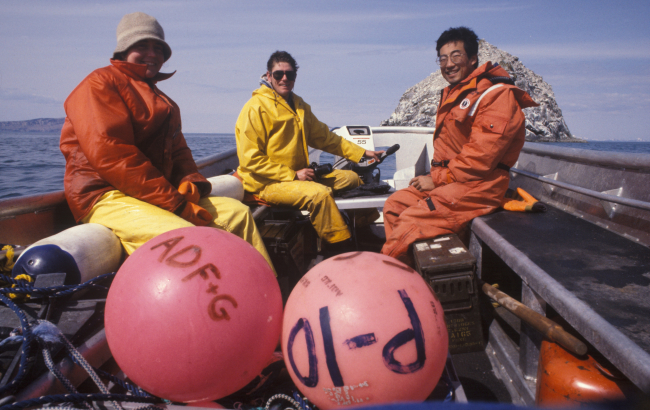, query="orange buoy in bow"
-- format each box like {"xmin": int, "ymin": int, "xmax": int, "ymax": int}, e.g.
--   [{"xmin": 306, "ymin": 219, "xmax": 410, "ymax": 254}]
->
[{"xmin": 536, "ymin": 339, "xmax": 632, "ymax": 406}]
